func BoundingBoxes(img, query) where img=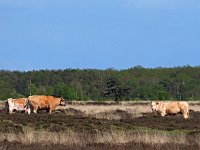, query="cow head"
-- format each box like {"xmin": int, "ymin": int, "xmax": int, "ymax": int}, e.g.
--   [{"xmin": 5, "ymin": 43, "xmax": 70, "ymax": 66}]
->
[
  {"xmin": 7, "ymin": 98, "xmax": 13, "ymax": 105},
  {"xmin": 151, "ymin": 101, "xmax": 159, "ymax": 112},
  {"xmin": 6, "ymin": 98, "xmax": 13, "ymax": 113},
  {"xmin": 7, "ymin": 98, "xmax": 15, "ymax": 114},
  {"xmin": 59, "ymin": 97, "xmax": 66, "ymax": 106}
]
